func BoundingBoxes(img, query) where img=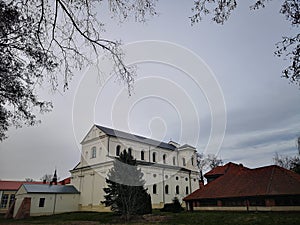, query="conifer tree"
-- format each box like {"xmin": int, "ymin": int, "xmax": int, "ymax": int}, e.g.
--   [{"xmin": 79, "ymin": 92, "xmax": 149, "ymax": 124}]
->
[{"xmin": 102, "ymin": 150, "xmax": 152, "ymax": 219}]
